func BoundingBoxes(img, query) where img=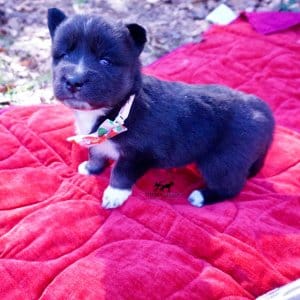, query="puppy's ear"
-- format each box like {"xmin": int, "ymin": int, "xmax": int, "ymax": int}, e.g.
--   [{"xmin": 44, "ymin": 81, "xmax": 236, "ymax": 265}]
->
[
  {"xmin": 126, "ymin": 24, "xmax": 147, "ymax": 55},
  {"xmin": 48, "ymin": 8, "xmax": 67, "ymax": 39}
]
